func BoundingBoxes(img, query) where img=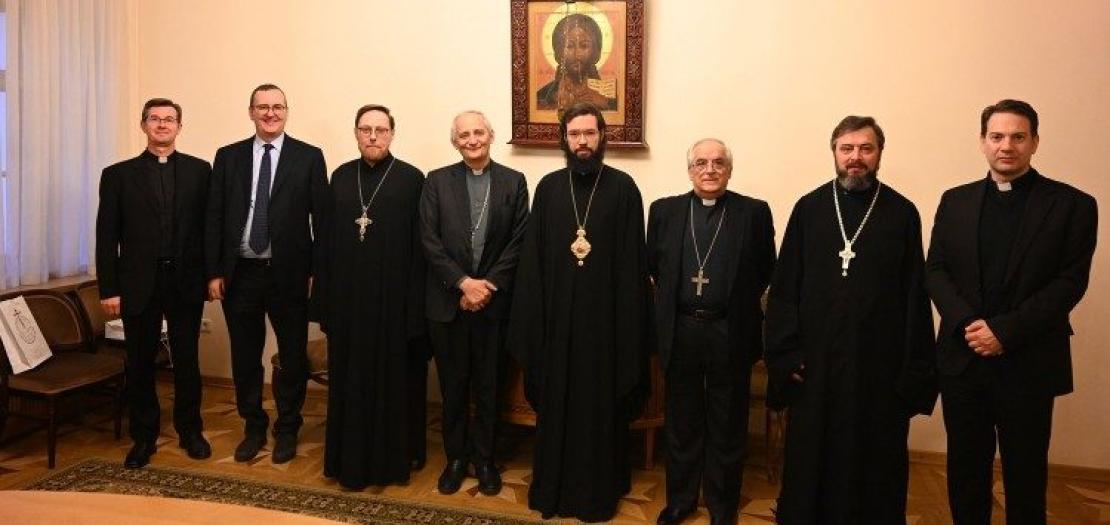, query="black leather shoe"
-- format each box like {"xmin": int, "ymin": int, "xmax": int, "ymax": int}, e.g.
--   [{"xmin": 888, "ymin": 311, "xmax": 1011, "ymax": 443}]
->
[
  {"xmin": 124, "ymin": 442, "xmax": 156, "ymax": 469},
  {"xmin": 437, "ymin": 459, "xmax": 468, "ymax": 495},
  {"xmin": 234, "ymin": 434, "xmax": 266, "ymax": 462},
  {"xmin": 410, "ymin": 457, "xmax": 426, "ymax": 471},
  {"xmin": 475, "ymin": 461, "xmax": 502, "ymax": 496},
  {"xmin": 178, "ymin": 433, "xmax": 211, "ymax": 460},
  {"xmin": 709, "ymin": 512, "xmax": 737, "ymax": 525},
  {"xmin": 656, "ymin": 505, "xmax": 695, "ymax": 525},
  {"xmin": 271, "ymin": 434, "xmax": 297, "ymax": 464}
]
